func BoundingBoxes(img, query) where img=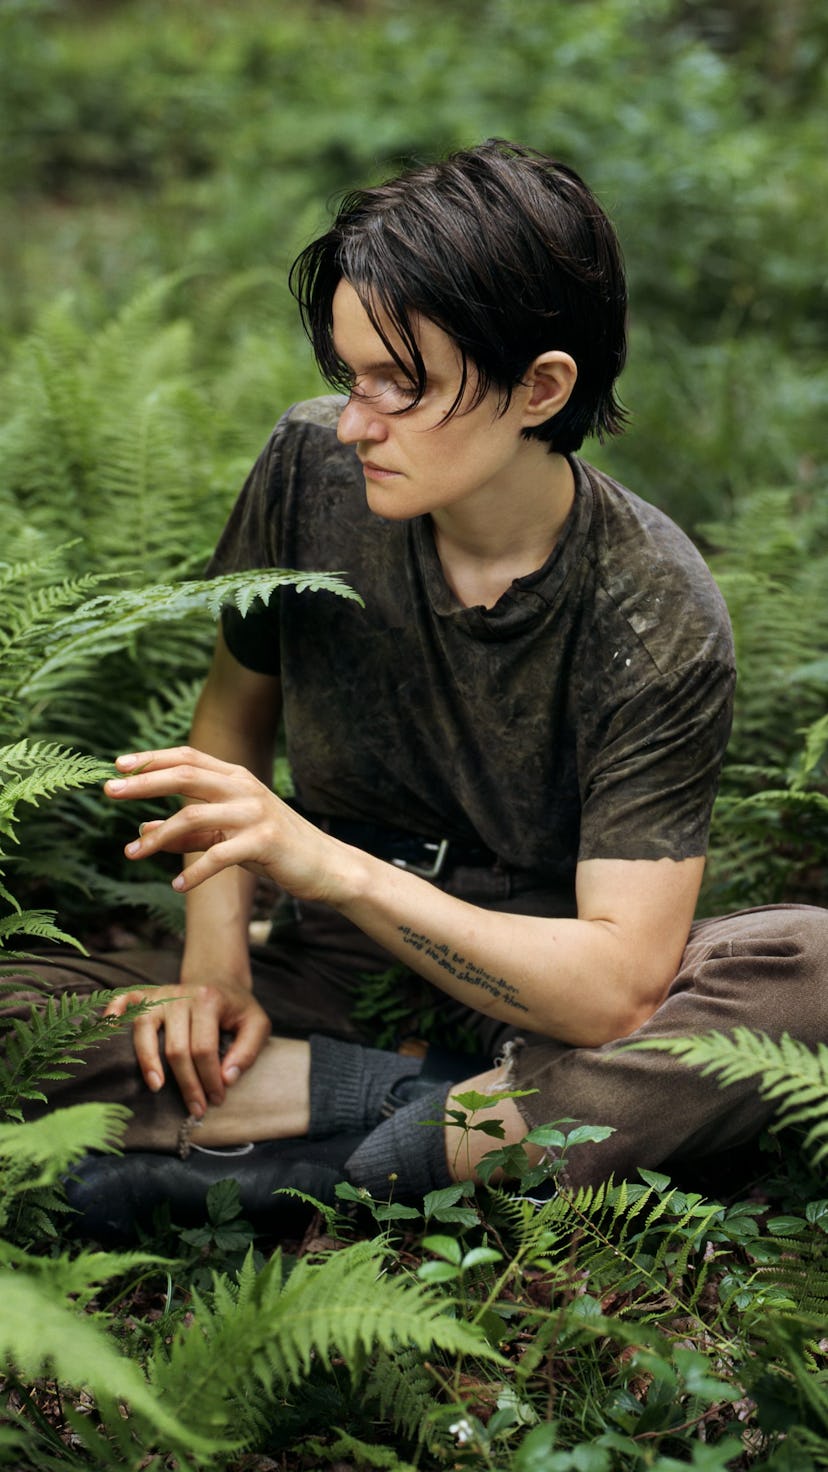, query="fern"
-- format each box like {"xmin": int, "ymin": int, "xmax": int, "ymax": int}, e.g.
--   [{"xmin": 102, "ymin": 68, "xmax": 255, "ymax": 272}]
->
[
  {"xmin": 0, "ymin": 1105, "xmax": 129, "ymax": 1188},
  {"xmin": 305, "ymin": 1426, "xmax": 419, "ymax": 1470},
  {"xmin": 632, "ymin": 1030, "xmax": 828, "ymax": 1163},
  {"xmin": 144, "ymin": 1238, "xmax": 504, "ymax": 1464},
  {"xmin": 702, "ymin": 484, "xmax": 828, "ymax": 911},
  {"xmin": 0, "ymin": 1269, "xmax": 211, "ymax": 1462},
  {"xmin": 22, "ymin": 565, "xmax": 361, "ymax": 696},
  {"xmin": 0, "ymin": 910, "xmax": 85, "ymax": 957},
  {"xmin": 0, "ymin": 741, "xmax": 111, "ymax": 837},
  {"xmin": 0, "ymin": 533, "xmax": 358, "ymax": 938},
  {"xmin": 363, "ymin": 1347, "xmax": 439, "ymax": 1450},
  {"xmin": 0, "ymin": 990, "xmax": 138, "ymax": 1119}
]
